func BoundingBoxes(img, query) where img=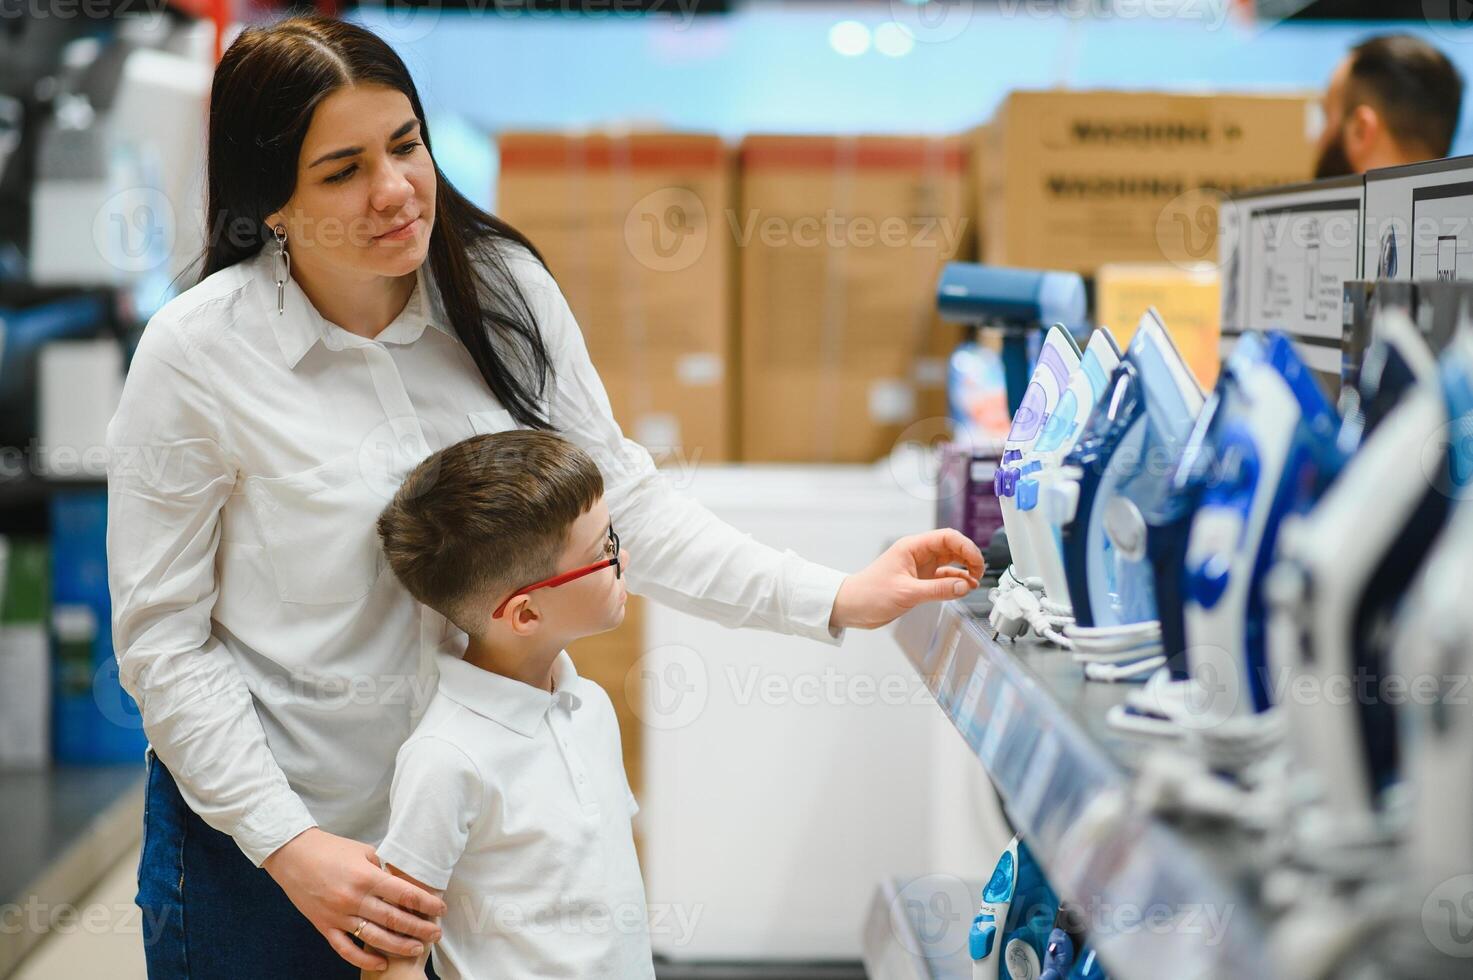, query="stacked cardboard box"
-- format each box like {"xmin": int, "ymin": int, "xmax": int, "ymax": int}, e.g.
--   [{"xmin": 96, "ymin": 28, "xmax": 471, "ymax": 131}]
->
[
  {"xmin": 497, "ymin": 132, "xmax": 735, "ymax": 467},
  {"xmin": 975, "ymin": 90, "xmax": 1319, "ymax": 274},
  {"xmin": 738, "ymin": 135, "xmax": 969, "ymax": 462},
  {"xmin": 1095, "ymin": 263, "xmax": 1223, "ymax": 389}
]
